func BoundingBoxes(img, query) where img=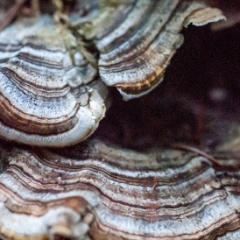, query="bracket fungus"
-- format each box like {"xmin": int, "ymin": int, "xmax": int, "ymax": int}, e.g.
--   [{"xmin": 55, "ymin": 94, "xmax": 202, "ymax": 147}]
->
[
  {"xmin": 1, "ymin": 0, "xmax": 240, "ymax": 240},
  {"xmin": 0, "ymin": 0, "xmax": 226, "ymax": 146},
  {"xmin": 0, "ymin": 15, "xmax": 107, "ymax": 147},
  {"xmin": 0, "ymin": 140, "xmax": 240, "ymax": 239},
  {"xmin": 81, "ymin": 0, "xmax": 226, "ymax": 100}
]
